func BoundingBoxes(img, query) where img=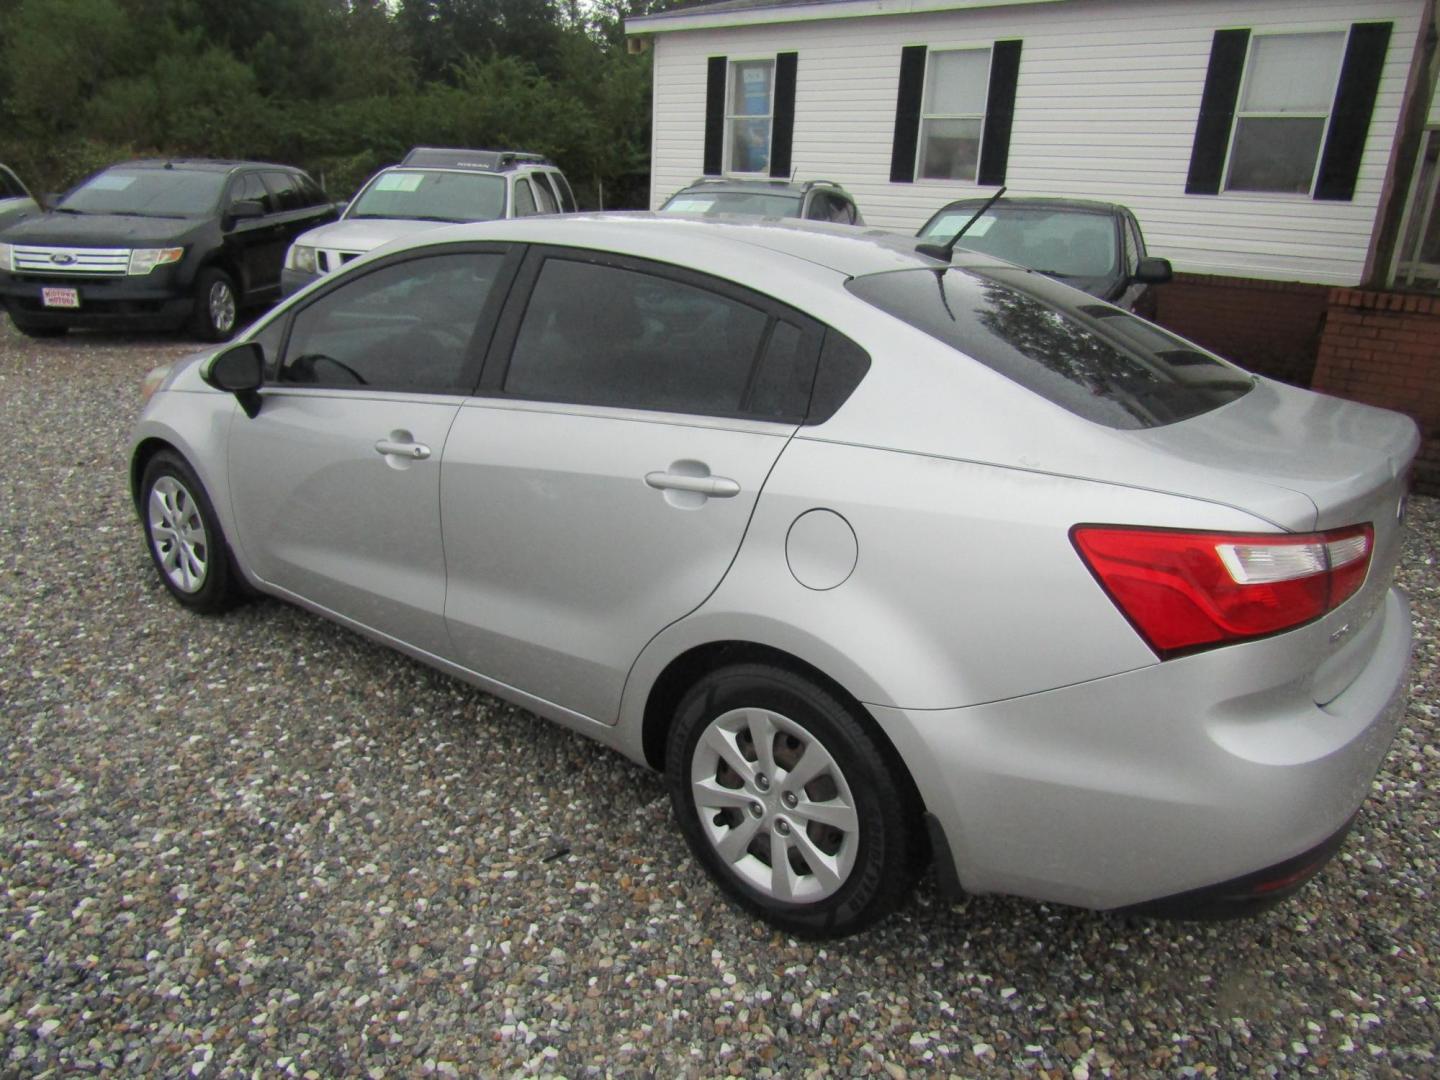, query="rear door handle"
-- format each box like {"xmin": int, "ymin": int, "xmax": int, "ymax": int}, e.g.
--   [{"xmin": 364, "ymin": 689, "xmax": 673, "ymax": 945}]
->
[
  {"xmin": 645, "ymin": 471, "xmax": 740, "ymax": 498},
  {"xmin": 374, "ymin": 438, "xmax": 431, "ymax": 461}
]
